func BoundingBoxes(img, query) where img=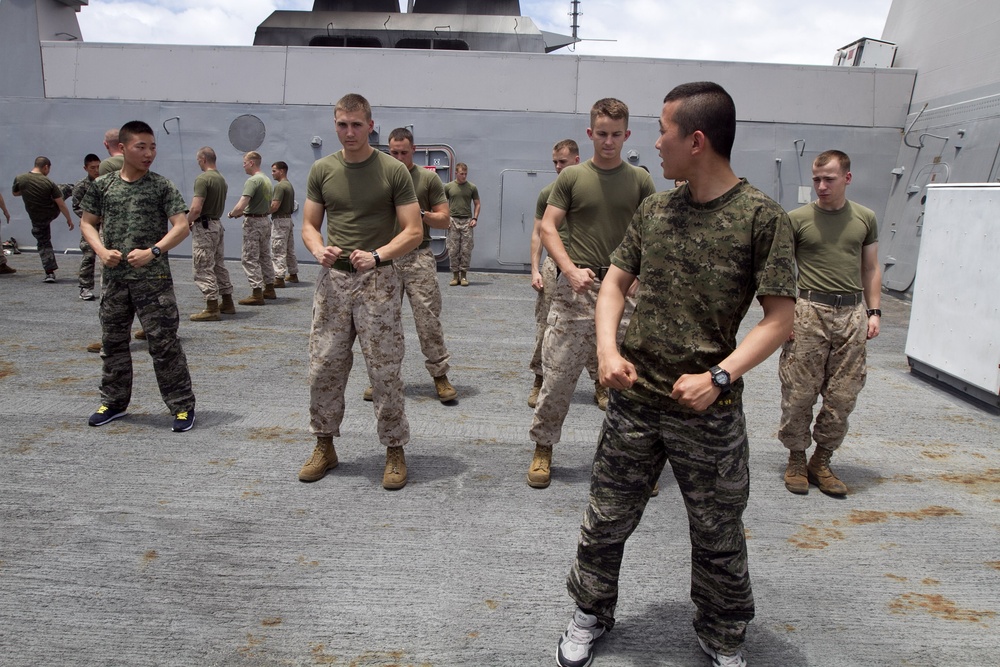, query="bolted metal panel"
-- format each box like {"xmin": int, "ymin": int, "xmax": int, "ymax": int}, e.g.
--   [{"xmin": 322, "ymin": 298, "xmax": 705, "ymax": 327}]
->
[
  {"xmin": 412, "ymin": 0, "xmax": 520, "ymax": 15},
  {"xmin": 312, "ymin": 0, "xmax": 400, "ymax": 11}
]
